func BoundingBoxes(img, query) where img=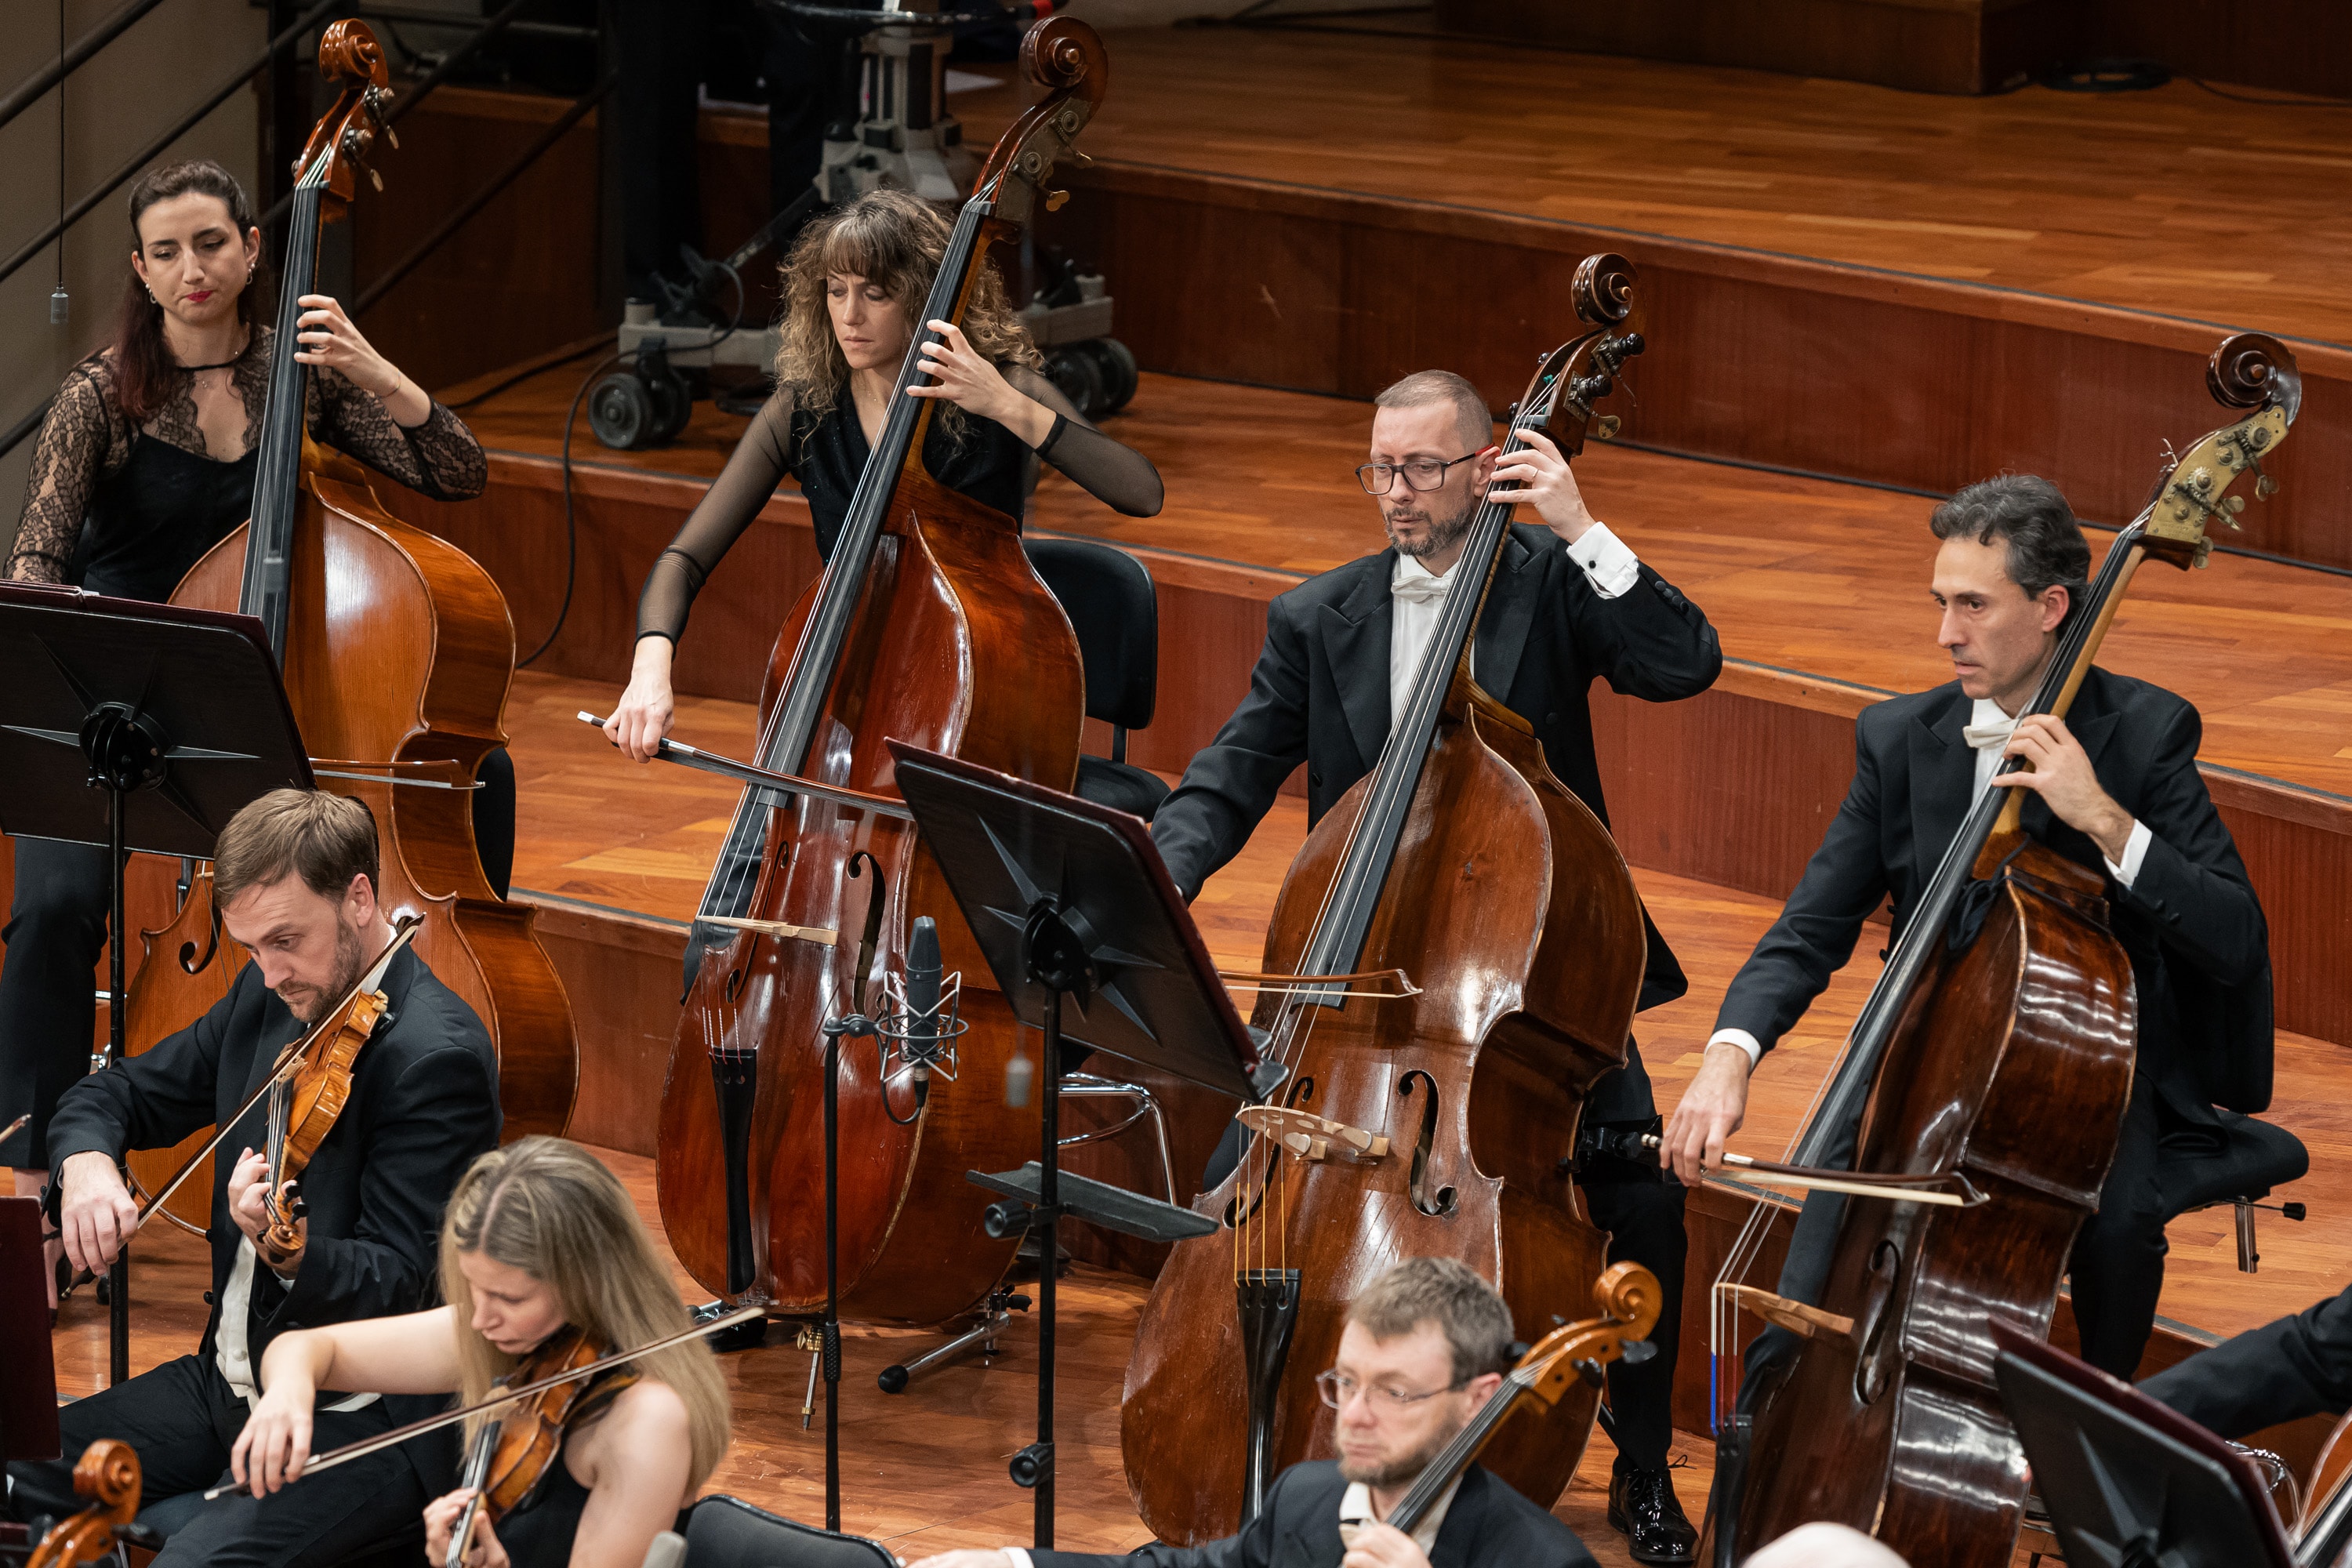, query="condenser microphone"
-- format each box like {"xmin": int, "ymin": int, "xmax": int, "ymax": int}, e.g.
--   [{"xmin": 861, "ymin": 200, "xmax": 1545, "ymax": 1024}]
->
[{"xmin": 905, "ymin": 916, "xmax": 943, "ymax": 1083}]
